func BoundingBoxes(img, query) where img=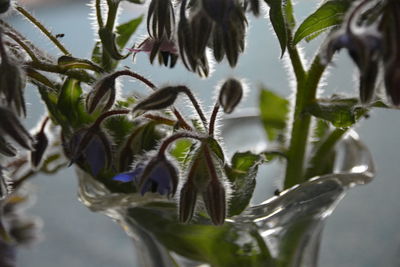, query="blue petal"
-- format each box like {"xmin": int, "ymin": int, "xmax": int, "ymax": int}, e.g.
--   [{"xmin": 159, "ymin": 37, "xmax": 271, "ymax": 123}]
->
[{"xmin": 113, "ymin": 172, "xmax": 136, "ymax": 182}]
